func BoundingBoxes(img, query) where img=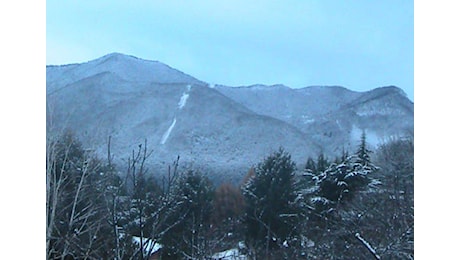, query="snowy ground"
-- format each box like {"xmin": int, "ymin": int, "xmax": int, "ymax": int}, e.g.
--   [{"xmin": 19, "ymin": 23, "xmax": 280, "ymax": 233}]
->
[
  {"xmin": 212, "ymin": 248, "xmax": 247, "ymax": 260},
  {"xmin": 132, "ymin": 237, "xmax": 247, "ymax": 259},
  {"xmin": 132, "ymin": 236, "xmax": 162, "ymax": 255}
]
